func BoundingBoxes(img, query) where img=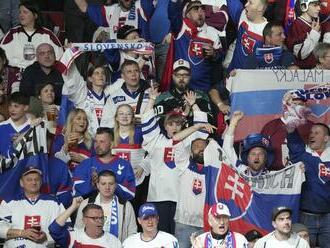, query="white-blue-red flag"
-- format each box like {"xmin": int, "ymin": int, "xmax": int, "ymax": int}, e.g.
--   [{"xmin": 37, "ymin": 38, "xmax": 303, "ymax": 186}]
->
[
  {"xmin": 227, "ymin": 69, "xmax": 330, "ymax": 141},
  {"xmin": 203, "ymin": 140, "xmax": 305, "ymax": 235}
]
